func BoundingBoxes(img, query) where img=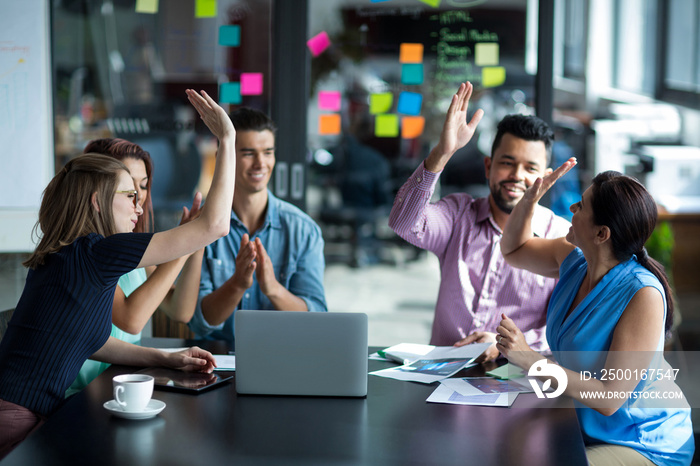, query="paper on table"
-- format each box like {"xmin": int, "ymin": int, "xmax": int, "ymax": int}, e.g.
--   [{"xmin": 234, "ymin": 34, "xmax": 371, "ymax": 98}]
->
[
  {"xmin": 377, "ymin": 342, "xmax": 435, "ymax": 364},
  {"xmin": 369, "ymin": 342, "xmax": 491, "ymax": 384},
  {"xmin": 426, "ymin": 383, "xmax": 516, "ymax": 407},
  {"xmin": 440, "ymin": 377, "xmax": 532, "ymax": 398}
]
